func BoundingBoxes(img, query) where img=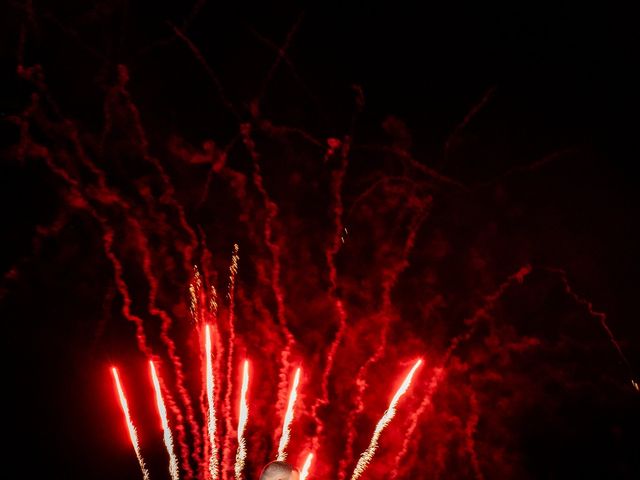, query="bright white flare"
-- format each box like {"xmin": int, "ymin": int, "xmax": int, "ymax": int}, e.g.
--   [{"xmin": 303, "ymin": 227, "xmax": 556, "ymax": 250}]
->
[
  {"xmin": 234, "ymin": 360, "xmax": 250, "ymax": 480},
  {"xmin": 112, "ymin": 367, "xmax": 150, "ymax": 480},
  {"xmin": 300, "ymin": 453, "xmax": 314, "ymax": 480},
  {"xmin": 277, "ymin": 367, "xmax": 301, "ymax": 461},
  {"xmin": 150, "ymin": 361, "xmax": 180, "ymax": 480},
  {"xmin": 350, "ymin": 359, "xmax": 423, "ymax": 480},
  {"xmin": 205, "ymin": 324, "xmax": 219, "ymax": 480}
]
